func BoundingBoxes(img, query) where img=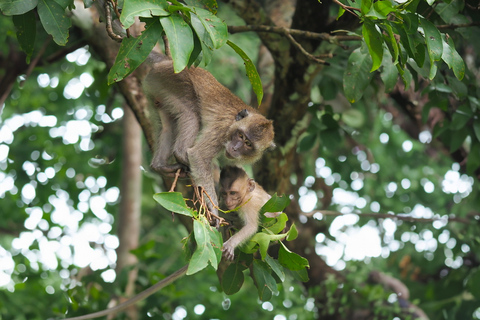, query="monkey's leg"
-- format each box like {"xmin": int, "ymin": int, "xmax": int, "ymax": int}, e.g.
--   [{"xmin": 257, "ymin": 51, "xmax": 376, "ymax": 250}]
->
[
  {"xmin": 173, "ymin": 108, "xmax": 200, "ymax": 167},
  {"xmin": 187, "ymin": 142, "xmax": 221, "ymax": 218},
  {"xmin": 151, "ymin": 109, "xmax": 188, "ymax": 177}
]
